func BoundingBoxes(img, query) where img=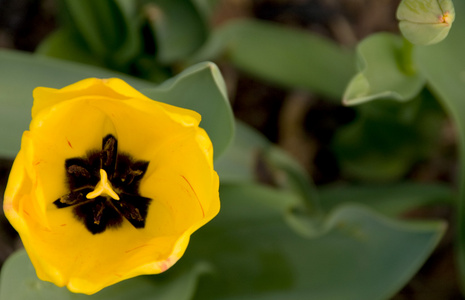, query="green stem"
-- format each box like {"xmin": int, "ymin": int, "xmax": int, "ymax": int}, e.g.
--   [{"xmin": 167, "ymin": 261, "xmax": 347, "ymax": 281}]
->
[{"xmin": 400, "ymin": 38, "xmax": 416, "ymax": 76}]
